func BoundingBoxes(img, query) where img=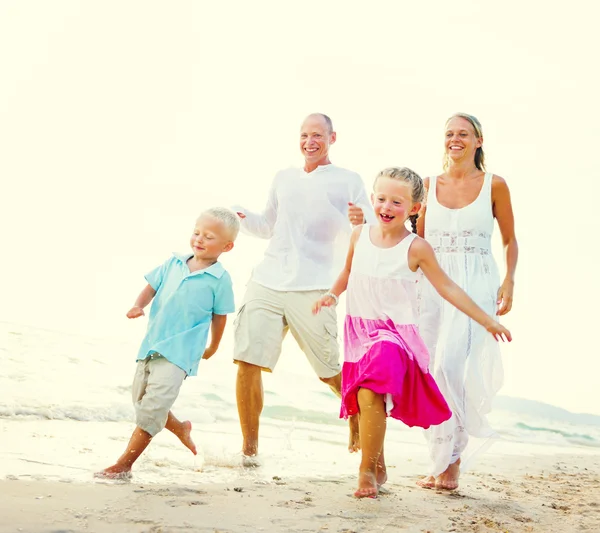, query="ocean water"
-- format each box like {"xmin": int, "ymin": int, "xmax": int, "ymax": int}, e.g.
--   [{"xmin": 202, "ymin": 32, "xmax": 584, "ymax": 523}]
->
[{"xmin": 1, "ymin": 321, "xmax": 598, "ymax": 486}]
